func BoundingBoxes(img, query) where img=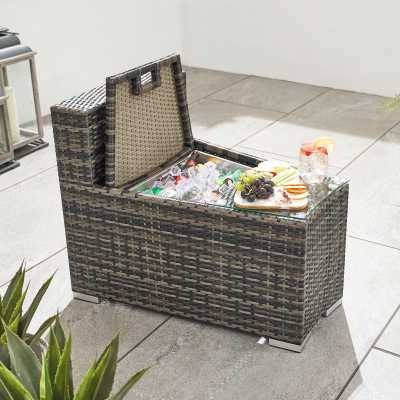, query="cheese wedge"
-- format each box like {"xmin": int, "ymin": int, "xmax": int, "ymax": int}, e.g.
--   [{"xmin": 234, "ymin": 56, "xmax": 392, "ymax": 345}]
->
[{"xmin": 258, "ymin": 160, "xmax": 290, "ymax": 173}]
